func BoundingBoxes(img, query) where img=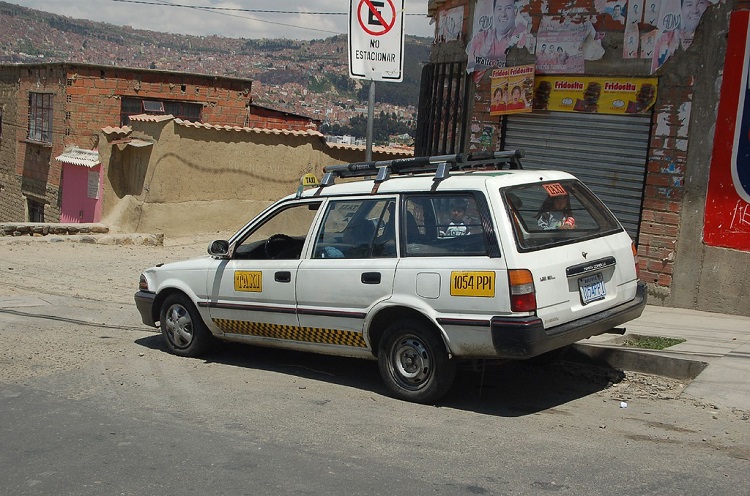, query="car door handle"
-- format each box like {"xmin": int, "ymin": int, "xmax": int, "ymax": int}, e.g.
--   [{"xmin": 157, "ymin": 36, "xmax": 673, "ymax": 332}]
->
[
  {"xmin": 275, "ymin": 271, "xmax": 291, "ymax": 283},
  {"xmin": 361, "ymin": 272, "xmax": 381, "ymax": 284}
]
